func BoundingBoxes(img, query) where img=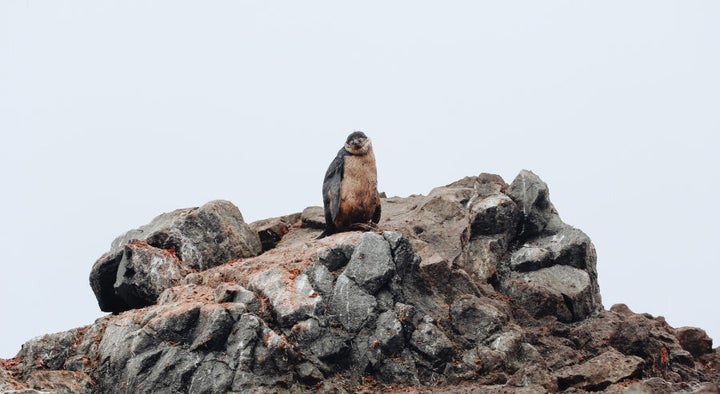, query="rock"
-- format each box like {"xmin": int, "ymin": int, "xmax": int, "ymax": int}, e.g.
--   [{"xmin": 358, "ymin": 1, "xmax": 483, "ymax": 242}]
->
[
  {"xmin": 301, "ymin": 206, "xmax": 325, "ymax": 229},
  {"xmin": 329, "ymin": 274, "xmax": 377, "ymax": 332},
  {"xmin": 295, "ymin": 361, "xmax": 324, "ymax": 384},
  {"xmin": 26, "ymin": 370, "xmax": 93, "ymax": 393},
  {"xmin": 450, "ymin": 295, "xmax": 508, "ymax": 343},
  {"xmin": 474, "ymin": 173, "xmax": 509, "ymax": 197},
  {"xmin": 375, "ymin": 349, "xmax": 421, "ymax": 386},
  {"xmin": 509, "ymin": 226, "xmax": 595, "ymax": 272},
  {"xmin": 373, "ymin": 310, "xmax": 405, "ymax": 354},
  {"xmin": 16, "ymin": 329, "xmax": 82, "ymax": 372},
  {"xmin": 342, "ymin": 232, "xmax": 395, "ymax": 294},
  {"xmin": 676, "ymin": 327, "xmax": 713, "ymax": 357},
  {"xmin": 304, "ymin": 262, "xmax": 335, "ymax": 297},
  {"xmin": 113, "ymin": 240, "xmax": 193, "ymax": 308},
  {"xmin": 132, "ymin": 302, "xmax": 203, "ymax": 352},
  {"xmin": 507, "ymin": 170, "xmax": 562, "ymax": 238},
  {"xmin": 555, "ymin": 349, "xmax": 644, "ymax": 391},
  {"xmin": 411, "ymin": 321, "xmax": 454, "ymax": 362},
  {"xmin": 7, "ymin": 171, "xmax": 720, "ymax": 394},
  {"xmin": 249, "ymin": 213, "xmax": 301, "ymax": 251},
  {"xmin": 158, "ymin": 283, "xmax": 215, "ymax": 305},
  {"xmin": 90, "ymin": 200, "xmax": 261, "ymax": 313},
  {"xmin": 190, "ymin": 304, "xmax": 235, "ymax": 351},
  {"xmin": 507, "ymin": 361, "xmax": 557, "ymax": 392},
  {"xmin": 188, "ymin": 354, "xmax": 235, "ymax": 393},
  {"xmin": 248, "ymin": 268, "xmax": 322, "ymax": 327},
  {"xmin": 410, "ymin": 191, "xmax": 472, "ymax": 265},
  {"xmin": 464, "ymin": 235, "xmax": 503, "ymax": 283},
  {"xmin": 499, "ymin": 224, "xmax": 601, "ymax": 323},
  {"xmin": 470, "ymin": 193, "xmax": 520, "ymax": 236},
  {"xmin": 418, "ymin": 250, "xmax": 480, "ymax": 301},
  {"xmin": 504, "ymin": 264, "xmax": 600, "ymax": 322},
  {"xmin": 317, "ymin": 243, "xmax": 354, "ymax": 271},
  {"xmin": 623, "ymin": 377, "xmax": 681, "ymax": 394}
]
